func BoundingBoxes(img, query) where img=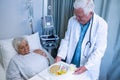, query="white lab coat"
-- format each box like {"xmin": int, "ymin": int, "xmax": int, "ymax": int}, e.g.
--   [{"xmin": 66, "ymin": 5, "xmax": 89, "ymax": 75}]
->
[{"xmin": 57, "ymin": 13, "xmax": 108, "ymax": 80}]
